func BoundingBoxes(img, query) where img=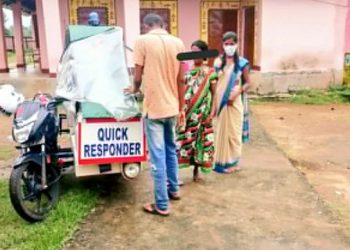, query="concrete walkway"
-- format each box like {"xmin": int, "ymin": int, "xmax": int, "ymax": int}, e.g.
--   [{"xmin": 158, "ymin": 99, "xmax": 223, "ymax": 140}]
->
[{"xmin": 63, "ymin": 115, "xmax": 350, "ymax": 250}]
